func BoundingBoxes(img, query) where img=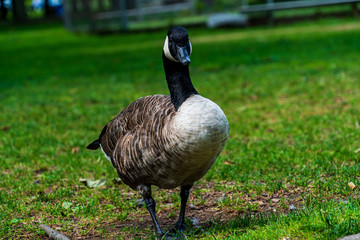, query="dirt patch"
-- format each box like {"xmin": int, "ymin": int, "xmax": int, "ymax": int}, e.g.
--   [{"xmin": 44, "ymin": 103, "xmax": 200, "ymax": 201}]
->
[{"xmin": 72, "ymin": 181, "xmax": 307, "ymax": 239}]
